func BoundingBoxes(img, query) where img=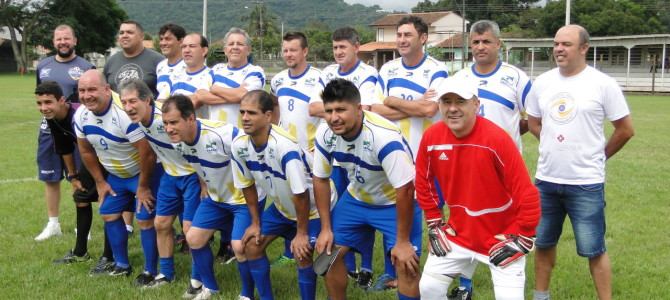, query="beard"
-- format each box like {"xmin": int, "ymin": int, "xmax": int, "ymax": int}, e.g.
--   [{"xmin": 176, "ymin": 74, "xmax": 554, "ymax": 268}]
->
[{"xmin": 57, "ymin": 47, "xmax": 74, "ymax": 59}]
